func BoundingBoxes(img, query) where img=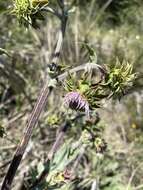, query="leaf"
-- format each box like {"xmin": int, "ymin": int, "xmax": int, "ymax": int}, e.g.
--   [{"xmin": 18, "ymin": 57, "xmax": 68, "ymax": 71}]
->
[
  {"xmin": 37, "ymin": 162, "xmax": 45, "ymax": 174},
  {"xmin": 0, "ymin": 48, "xmax": 10, "ymax": 57},
  {"xmin": 50, "ymin": 139, "xmax": 80, "ymax": 173},
  {"xmin": 84, "ymin": 44, "xmax": 97, "ymax": 64}
]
